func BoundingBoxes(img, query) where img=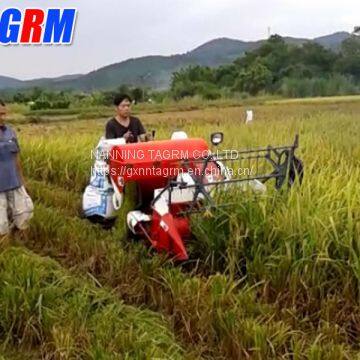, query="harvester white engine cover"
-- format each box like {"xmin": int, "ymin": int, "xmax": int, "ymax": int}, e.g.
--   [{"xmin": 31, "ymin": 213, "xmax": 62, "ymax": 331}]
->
[{"xmin": 82, "ymin": 137, "xmax": 124, "ymax": 219}]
